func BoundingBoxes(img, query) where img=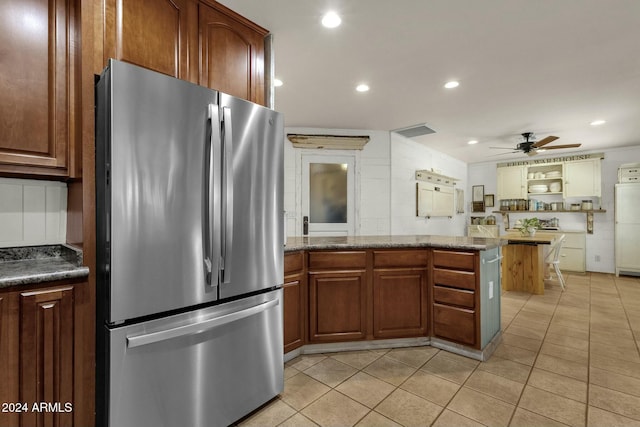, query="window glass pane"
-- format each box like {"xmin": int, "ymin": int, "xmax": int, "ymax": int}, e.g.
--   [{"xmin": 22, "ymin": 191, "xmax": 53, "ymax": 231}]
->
[{"xmin": 309, "ymin": 163, "xmax": 348, "ymax": 223}]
